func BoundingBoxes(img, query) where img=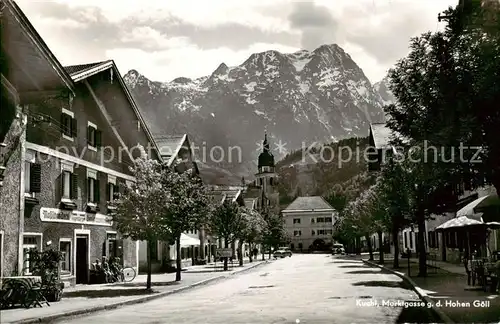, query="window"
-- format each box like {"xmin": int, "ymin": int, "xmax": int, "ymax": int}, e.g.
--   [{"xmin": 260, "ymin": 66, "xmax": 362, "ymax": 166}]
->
[
  {"xmin": 22, "ymin": 235, "xmax": 41, "ymax": 275},
  {"xmin": 409, "ymin": 232, "xmax": 413, "ymax": 249},
  {"xmin": 293, "ymin": 230, "xmax": 301, "ymax": 237},
  {"xmin": 311, "ymin": 230, "xmax": 315, "ymax": 236},
  {"xmin": 87, "ymin": 169, "xmax": 100, "ymax": 203},
  {"xmin": 293, "ymin": 218, "xmax": 300, "ymax": 224},
  {"xmin": 316, "ymin": 217, "xmax": 324, "ymax": 223},
  {"xmin": 107, "ymin": 175, "xmax": 117, "ymax": 202},
  {"xmin": 60, "ymin": 110, "xmax": 77, "ymax": 140},
  {"xmin": 24, "ymin": 151, "xmax": 41, "ymax": 194},
  {"xmin": 324, "ymin": 217, "xmax": 332, "ymax": 223},
  {"xmin": 105, "ymin": 232, "xmax": 117, "ymax": 259},
  {"xmin": 311, "ymin": 218, "xmax": 315, "ymax": 223},
  {"xmin": 404, "ymin": 232, "xmax": 408, "ymax": 249},
  {"xmin": 150, "ymin": 240, "xmax": 158, "ymax": 261},
  {"xmin": 87, "ymin": 122, "xmax": 102, "ymax": 148},
  {"xmin": 59, "ymin": 240, "xmax": 71, "ymax": 274}
]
